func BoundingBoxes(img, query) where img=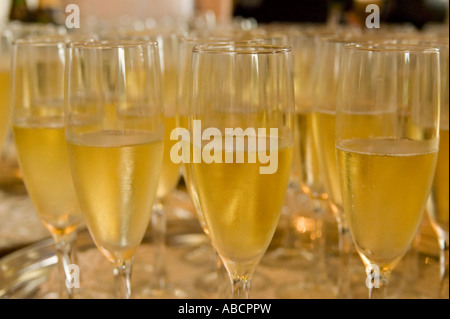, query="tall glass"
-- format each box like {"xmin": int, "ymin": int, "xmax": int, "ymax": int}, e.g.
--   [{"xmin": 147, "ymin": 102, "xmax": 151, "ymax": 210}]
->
[
  {"xmin": 65, "ymin": 40, "xmax": 165, "ymax": 299},
  {"xmin": 335, "ymin": 43, "xmax": 440, "ymax": 299},
  {"xmin": 0, "ymin": 28, "xmax": 12, "ymax": 155},
  {"xmin": 1, "ymin": 23, "xmax": 65, "ymax": 172},
  {"xmin": 122, "ymin": 28, "xmax": 184, "ymax": 297},
  {"xmin": 0, "ymin": 28, "xmax": 13, "ymax": 212},
  {"xmin": 97, "ymin": 27, "xmax": 183, "ymax": 295},
  {"xmin": 177, "ymin": 35, "xmax": 234, "ymax": 294},
  {"xmin": 425, "ymin": 38, "xmax": 449, "ymax": 298},
  {"xmin": 11, "ymin": 37, "xmax": 83, "ymax": 299},
  {"xmin": 311, "ymin": 34, "xmax": 360, "ymax": 298},
  {"xmin": 291, "ymin": 29, "xmax": 328, "ymax": 203},
  {"xmin": 148, "ymin": 31, "xmax": 182, "ymax": 297},
  {"xmin": 271, "ymin": 26, "xmax": 334, "ymax": 298},
  {"xmin": 186, "ymin": 44, "xmax": 295, "ymax": 298},
  {"xmin": 178, "ymin": 34, "xmax": 265, "ymax": 297}
]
